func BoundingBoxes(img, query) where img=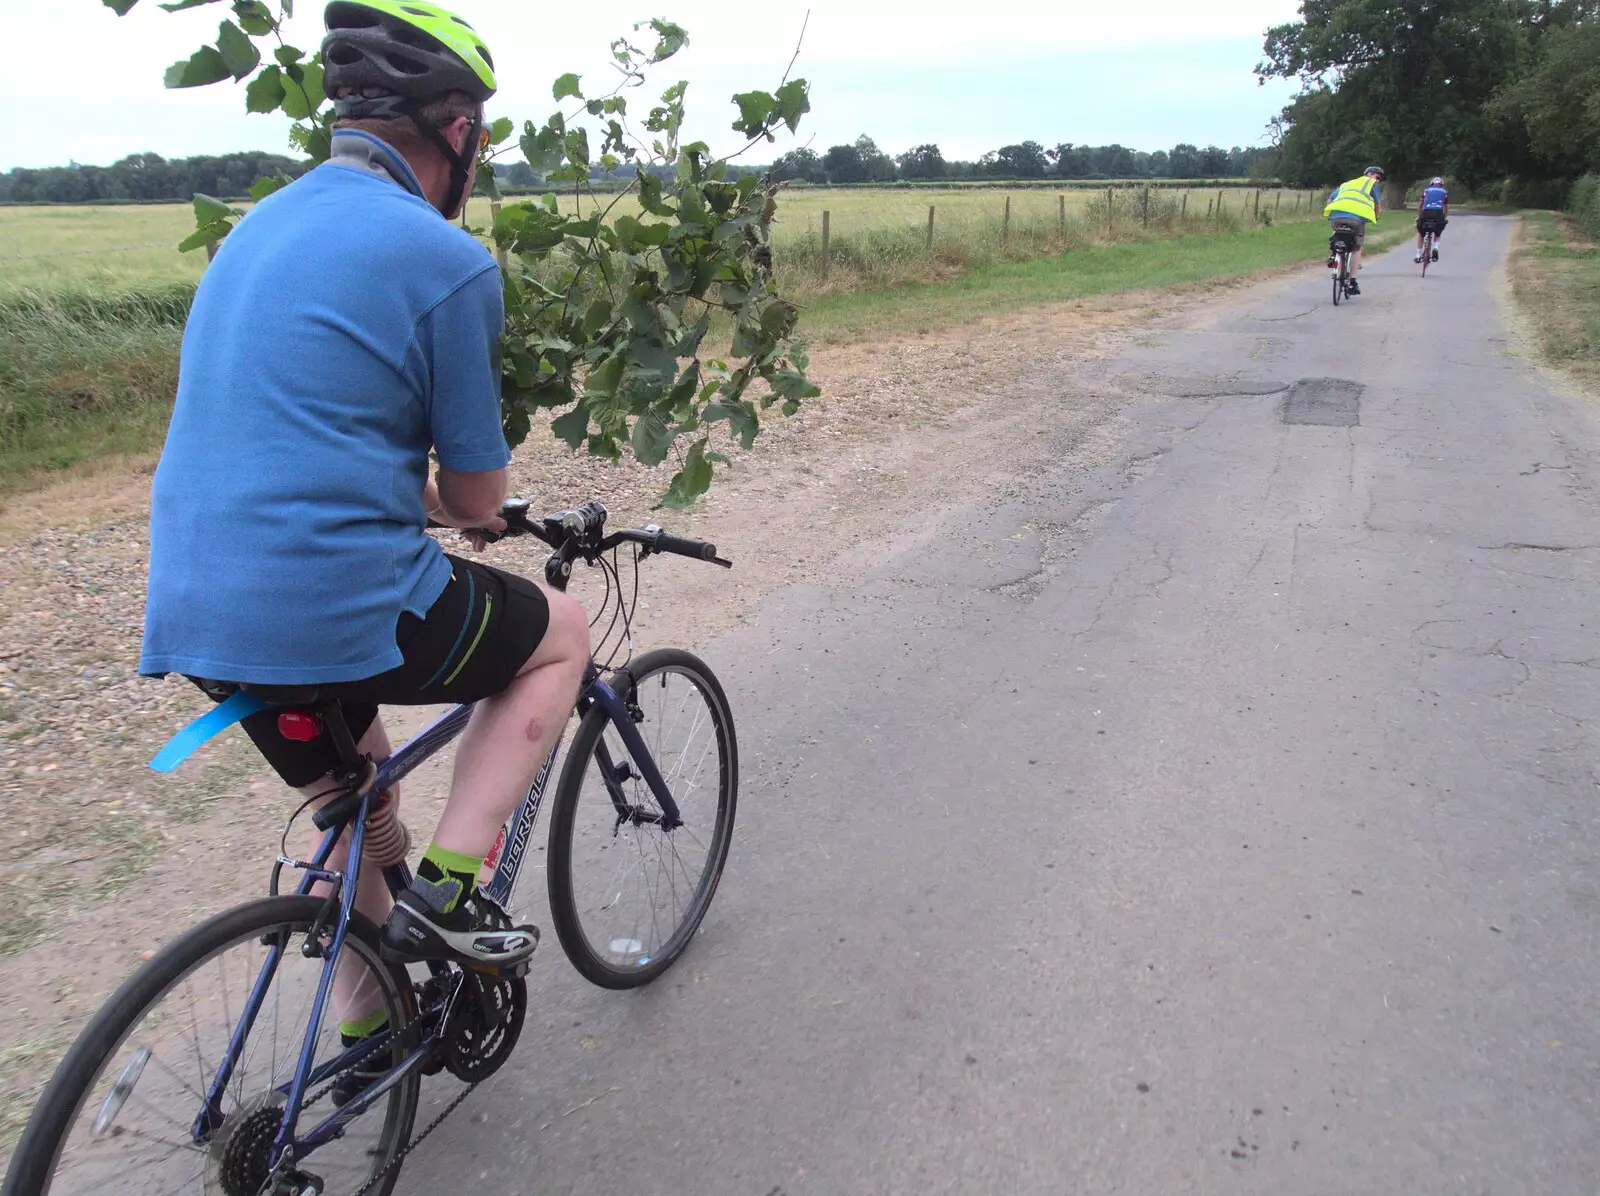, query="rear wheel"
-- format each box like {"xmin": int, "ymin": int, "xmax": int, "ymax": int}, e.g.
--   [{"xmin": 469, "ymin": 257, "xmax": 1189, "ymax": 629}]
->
[
  {"xmin": 547, "ymin": 649, "xmax": 738, "ymax": 989},
  {"xmin": 1333, "ymin": 252, "xmax": 1345, "ymax": 305},
  {"xmin": 1421, "ymin": 233, "xmax": 1431, "ymax": 277},
  {"xmin": 2, "ymin": 897, "xmax": 418, "ymax": 1196}
]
